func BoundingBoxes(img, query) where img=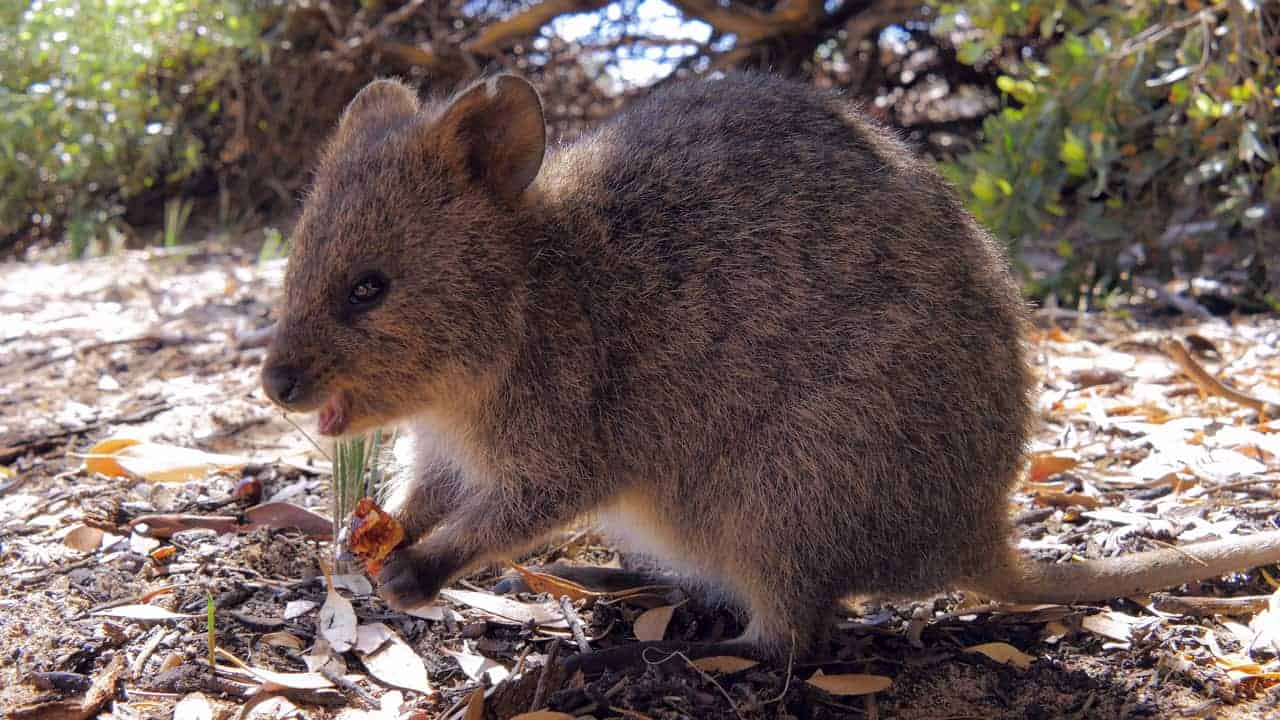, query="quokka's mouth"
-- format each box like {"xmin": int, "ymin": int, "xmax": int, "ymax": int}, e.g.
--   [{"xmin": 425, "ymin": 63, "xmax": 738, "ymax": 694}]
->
[{"xmin": 317, "ymin": 391, "xmax": 350, "ymax": 436}]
